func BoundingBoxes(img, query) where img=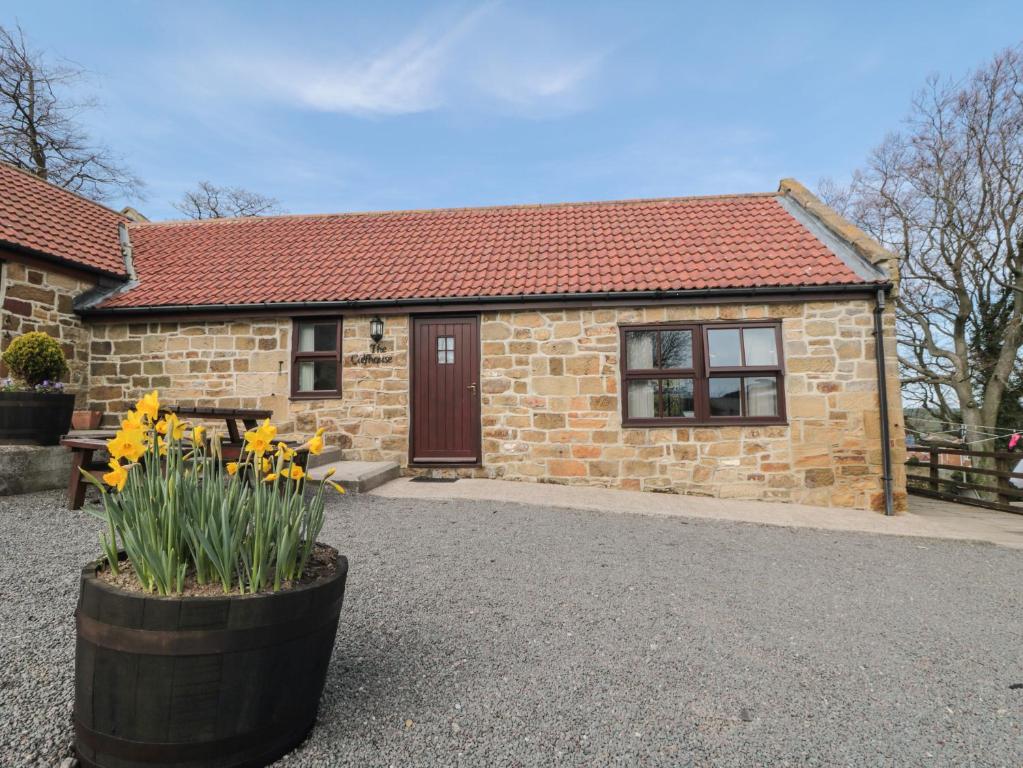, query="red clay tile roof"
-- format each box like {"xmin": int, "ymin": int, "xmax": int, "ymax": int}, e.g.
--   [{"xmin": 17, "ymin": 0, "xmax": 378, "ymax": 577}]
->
[
  {"xmin": 0, "ymin": 161, "xmax": 127, "ymax": 275},
  {"xmin": 96, "ymin": 193, "xmax": 881, "ymax": 310}
]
